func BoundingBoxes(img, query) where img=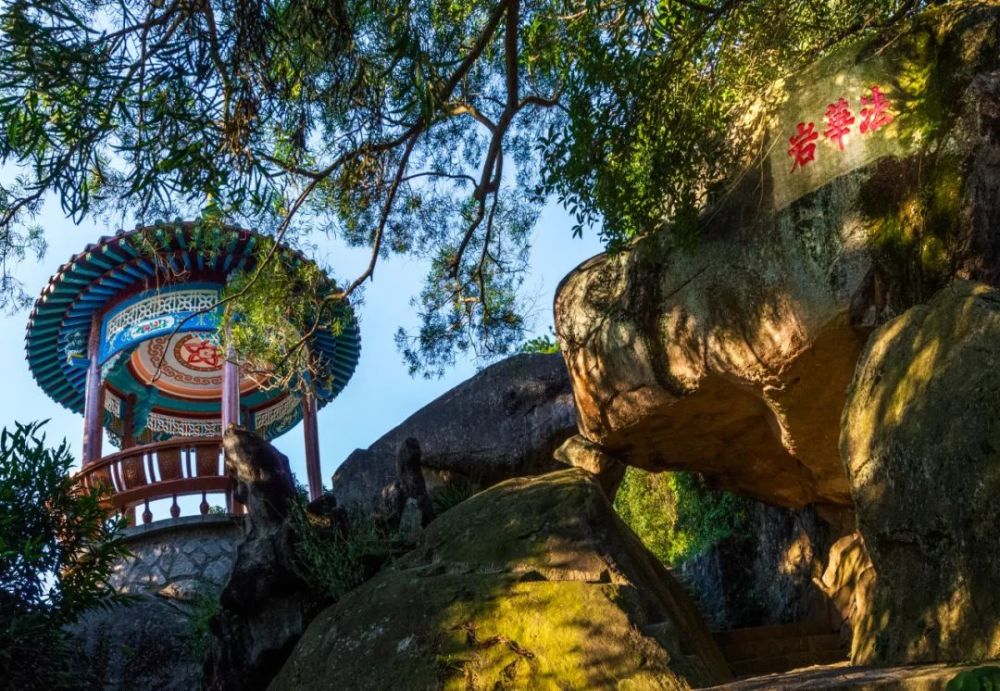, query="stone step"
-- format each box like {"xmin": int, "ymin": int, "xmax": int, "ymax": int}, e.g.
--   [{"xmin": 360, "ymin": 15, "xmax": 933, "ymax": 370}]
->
[
  {"xmin": 712, "ymin": 622, "xmax": 848, "ymax": 678},
  {"xmin": 718, "ymin": 632, "xmax": 844, "ymax": 663},
  {"xmin": 728, "ymin": 648, "xmax": 849, "ymax": 678},
  {"xmin": 713, "ymin": 620, "xmax": 837, "ymax": 646}
]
